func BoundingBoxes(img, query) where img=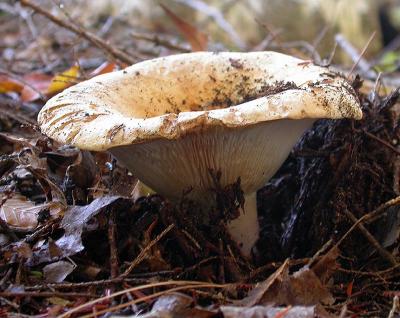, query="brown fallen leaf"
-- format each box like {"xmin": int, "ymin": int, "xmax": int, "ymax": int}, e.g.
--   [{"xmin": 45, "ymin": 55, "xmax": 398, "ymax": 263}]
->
[
  {"xmin": 311, "ymin": 247, "xmax": 340, "ymax": 284},
  {"xmin": 160, "ymin": 4, "xmax": 208, "ymax": 51},
  {"xmin": 237, "ymin": 259, "xmax": 334, "ymax": 308},
  {"xmin": 43, "ymin": 260, "xmax": 75, "ymax": 283},
  {"xmin": 0, "ymin": 193, "xmax": 65, "ymax": 231}
]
